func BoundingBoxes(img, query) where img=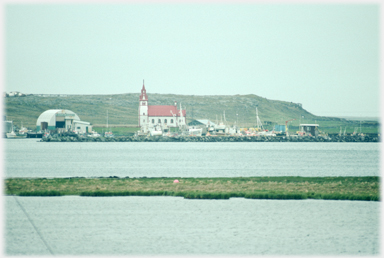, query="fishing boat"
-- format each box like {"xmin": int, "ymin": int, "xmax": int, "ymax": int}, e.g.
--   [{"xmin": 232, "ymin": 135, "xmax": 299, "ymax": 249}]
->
[
  {"xmin": 104, "ymin": 131, "xmax": 114, "ymax": 137},
  {"xmin": 214, "ymin": 111, "xmax": 229, "ymax": 135},
  {"xmin": 149, "ymin": 124, "xmax": 162, "ymax": 136},
  {"xmin": 18, "ymin": 122, "xmax": 28, "ymax": 135},
  {"xmin": 6, "ymin": 130, "xmax": 17, "ymax": 138},
  {"xmin": 87, "ymin": 131, "xmax": 101, "ymax": 137},
  {"xmin": 6, "ymin": 121, "xmax": 17, "ymax": 138},
  {"xmin": 188, "ymin": 127, "xmax": 203, "ymax": 136},
  {"xmin": 104, "ymin": 110, "xmax": 114, "ymax": 137}
]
